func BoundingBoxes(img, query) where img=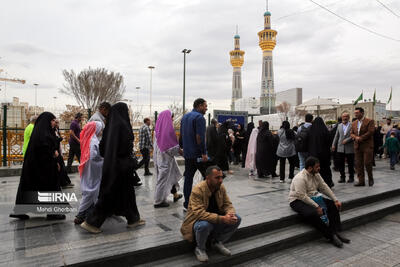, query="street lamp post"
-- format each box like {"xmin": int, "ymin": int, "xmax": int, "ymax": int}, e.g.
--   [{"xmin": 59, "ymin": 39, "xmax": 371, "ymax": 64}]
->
[
  {"xmin": 53, "ymin": 96, "xmax": 57, "ymax": 113},
  {"xmin": 33, "ymin": 83, "xmax": 39, "ymax": 115},
  {"xmin": 182, "ymin": 49, "xmax": 191, "ymax": 114},
  {"xmin": 135, "ymin": 86, "xmax": 140, "ymax": 111},
  {"xmin": 148, "ymin": 66, "xmax": 155, "ymax": 117}
]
